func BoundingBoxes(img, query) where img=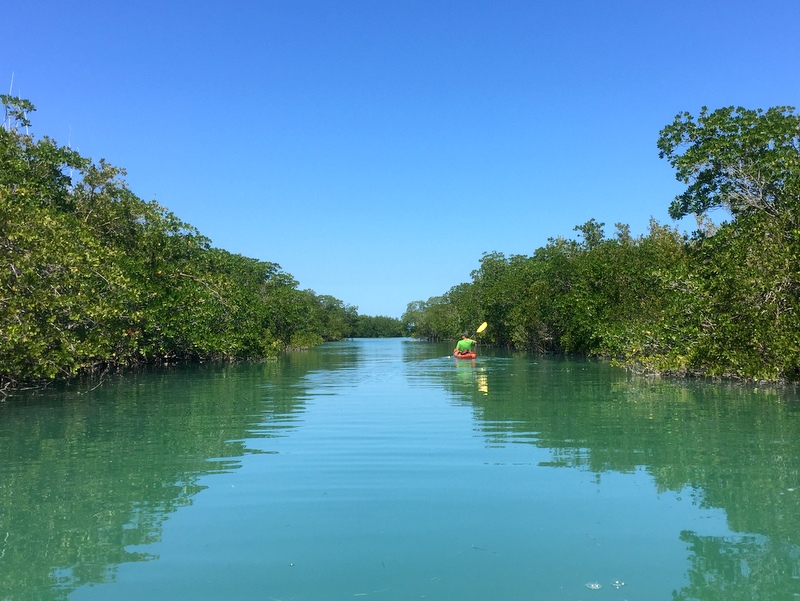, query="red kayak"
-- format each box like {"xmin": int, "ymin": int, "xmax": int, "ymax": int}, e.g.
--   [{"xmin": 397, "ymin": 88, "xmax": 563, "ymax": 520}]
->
[{"xmin": 453, "ymin": 351, "xmax": 477, "ymax": 359}]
